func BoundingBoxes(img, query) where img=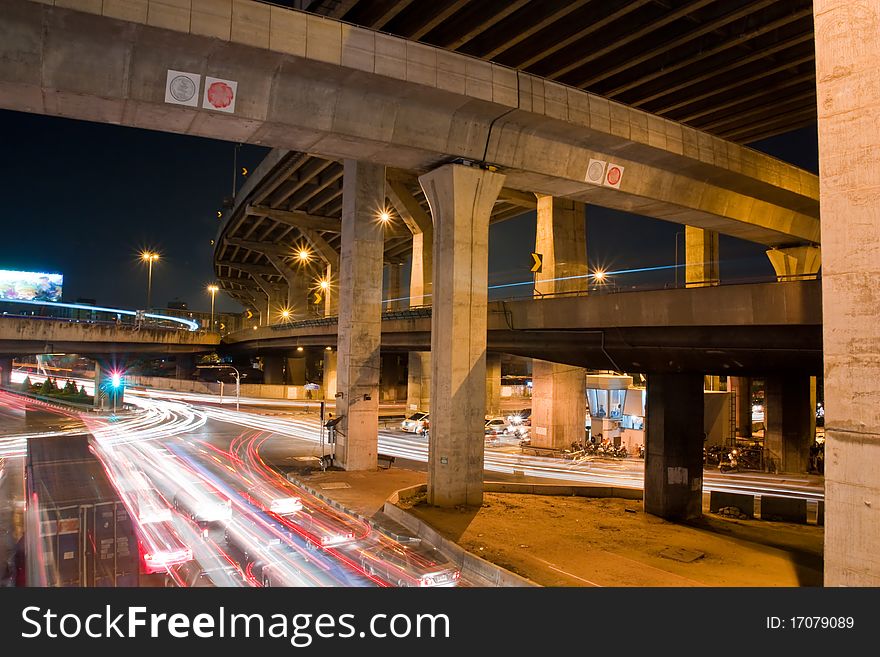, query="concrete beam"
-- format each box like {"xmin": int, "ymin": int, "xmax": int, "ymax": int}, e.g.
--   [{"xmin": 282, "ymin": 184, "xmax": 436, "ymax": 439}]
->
[
  {"xmin": 0, "ymin": 0, "xmax": 819, "ymax": 247},
  {"xmin": 247, "ymin": 204, "xmax": 342, "ymax": 233},
  {"xmin": 217, "ymin": 261, "xmax": 280, "ymax": 278},
  {"xmin": 224, "ymin": 238, "xmax": 291, "ymax": 258}
]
